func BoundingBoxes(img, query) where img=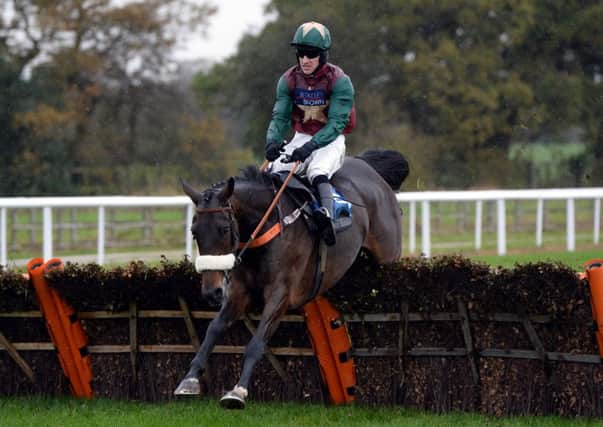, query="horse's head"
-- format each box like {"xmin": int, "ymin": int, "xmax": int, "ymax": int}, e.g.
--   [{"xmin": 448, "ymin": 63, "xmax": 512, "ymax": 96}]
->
[{"xmin": 182, "ymin": 178, "xmax": 239, "ymax": 307}]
